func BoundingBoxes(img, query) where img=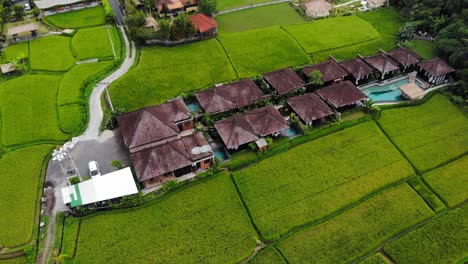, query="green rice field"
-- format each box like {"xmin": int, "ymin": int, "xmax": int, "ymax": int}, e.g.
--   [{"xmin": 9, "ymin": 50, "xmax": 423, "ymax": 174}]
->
[
  {"xmin": 384, "ymin": 204, "xmax": 468, "ymax": 264},
  {"xmin": 233, "ymin": 121, "xmax": 414, "ymax": 239},
  {"xmin": 216, "ymin": 3, "xmax": 304, "ymax": 33},
  {"xmin": 0, "ymin": 145, "xmax": 53, "ymax": 247},
  {"xmin": 0, "ymin": 42, "xmax": 28, "ymax": 63},
  {"xmin": 216, "ymin": 0, "xmax": 273, "ymax": 11},
  {"xmin": 72, "ymin": 26, "xmax": 117, "ymax": 60},
  {"xmin": 29, "ymin": 35, "xmax": 75, "ymax": 71},
  {"xmin": 359, "ymin": 254, "xmax": 389, "ymax": 264},
  {"xmin": 248, "ymin": 247, "xmax": 285, "ymax": 263},
  {"xmin": 45, "ymin": 6, "xmax": 106, "ymax": 29},
  {"xmin": 278, "ymin": 184, "xmax": 434, "ymax": 263},
  {"xmin": 378, "ymin": 94, "xmax": 468, "ymax": 172},
  {"xmin": 357, "ymin": 8, "xmax": 406, "ymax": 35},
  {"xmin": 72, "ymin": 174, "xmax": 257, "ymax": 263},
  {"xmin": 58, "ymin": 104, "xmax": 86, "ymax": 135},
  {"xmin": 423, "ymin": 155, "xmax": 468, "ymax": 207}
]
